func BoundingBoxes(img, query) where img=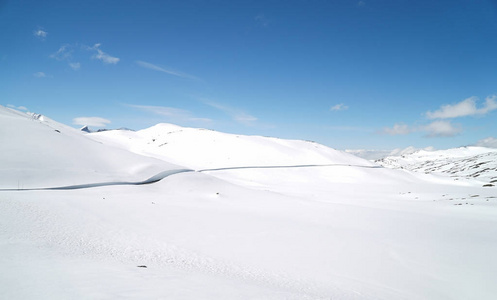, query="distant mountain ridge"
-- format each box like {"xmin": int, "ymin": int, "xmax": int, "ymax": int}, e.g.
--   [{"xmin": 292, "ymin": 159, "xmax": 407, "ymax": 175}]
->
[
  {"xmin": 80, "ymin": 126, "xmax": 134, "ymax": 133},
  {"xmin": 376, "ymin": 146, "xmax": 497, "ymax": 186}
]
